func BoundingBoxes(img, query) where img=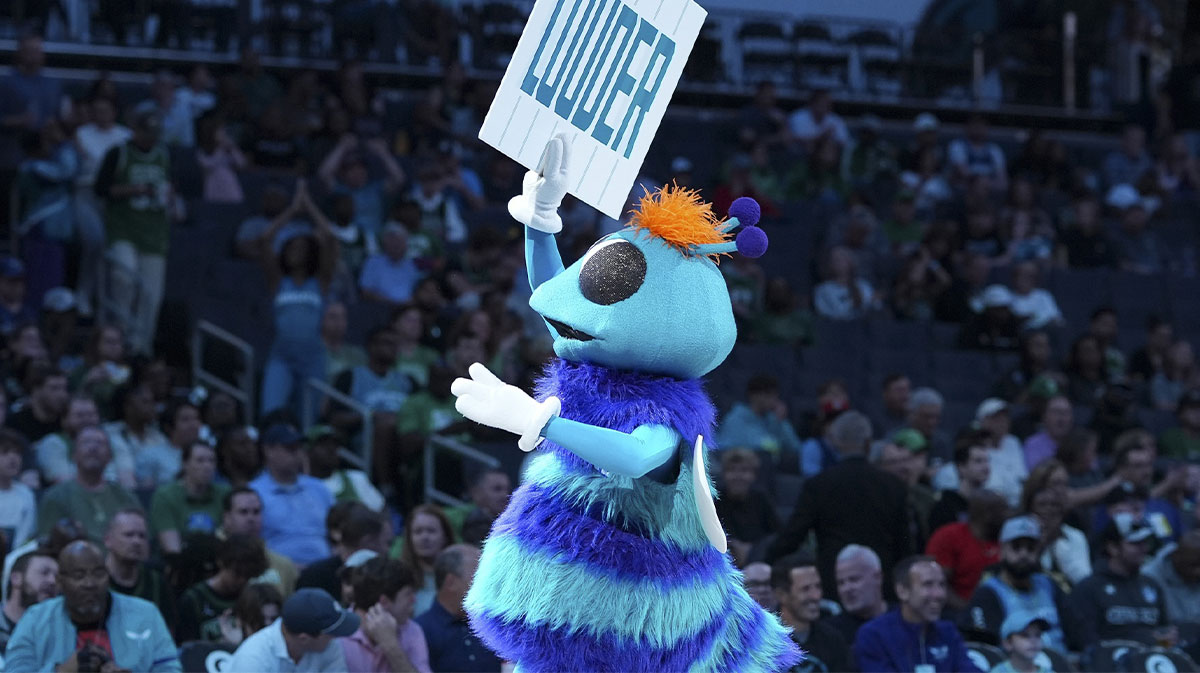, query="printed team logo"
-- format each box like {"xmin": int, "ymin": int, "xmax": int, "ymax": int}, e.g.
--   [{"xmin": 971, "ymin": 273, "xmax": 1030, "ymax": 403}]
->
[
  {"xmin": 125, "ymin": 629, "xmax": 151, "ymax": 641},
  {"xmin": 929, "ymin": 646, "xmax": 949, "ymax": 661}
]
